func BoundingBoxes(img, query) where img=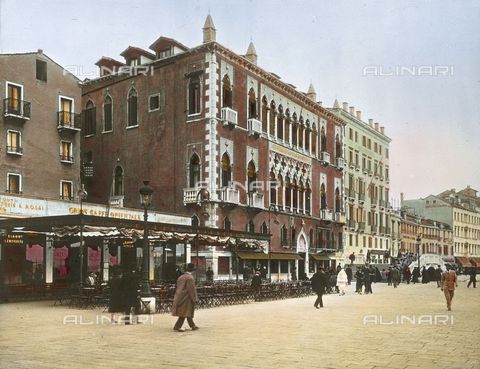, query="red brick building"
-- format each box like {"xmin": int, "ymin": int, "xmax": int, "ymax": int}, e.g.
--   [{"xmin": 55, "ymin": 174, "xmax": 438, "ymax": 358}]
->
[{"xmin": 81, "ymin": 16, "xmax": 345, "ymax": 280}]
